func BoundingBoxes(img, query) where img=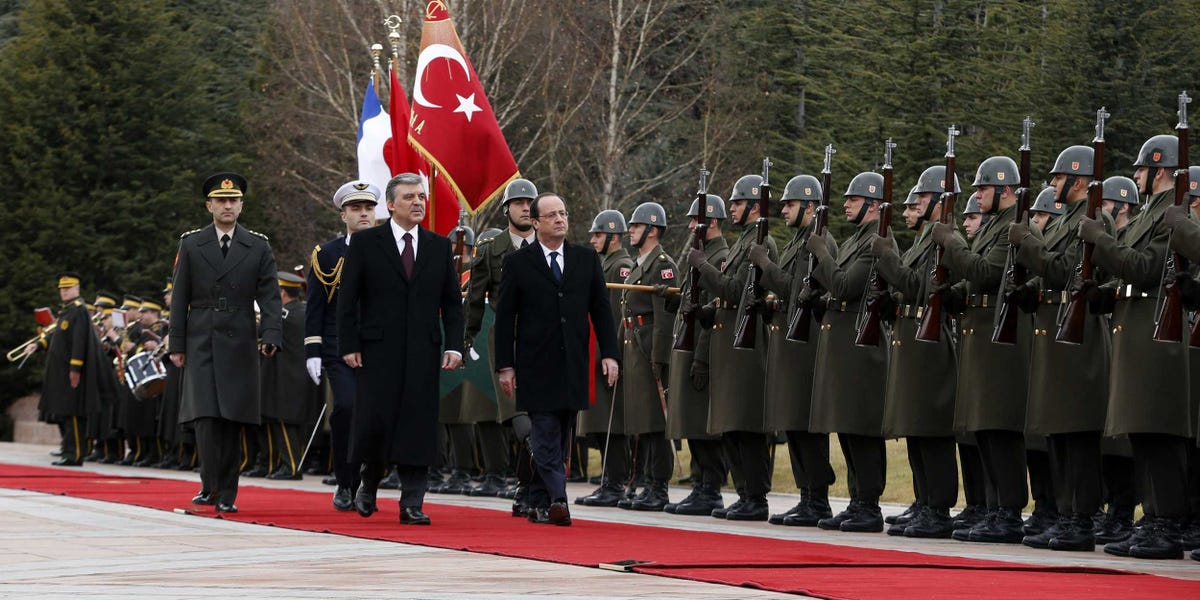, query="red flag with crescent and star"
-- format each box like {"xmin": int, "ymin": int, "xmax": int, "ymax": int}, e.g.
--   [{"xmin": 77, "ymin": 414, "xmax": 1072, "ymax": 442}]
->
[
  {"xmin": 409, "ymin": 1, "xmax": 520, "ymax": 214},
  {"xmin": 385, "ymin": 67, "xmax": 460, "ymax": 235}
]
